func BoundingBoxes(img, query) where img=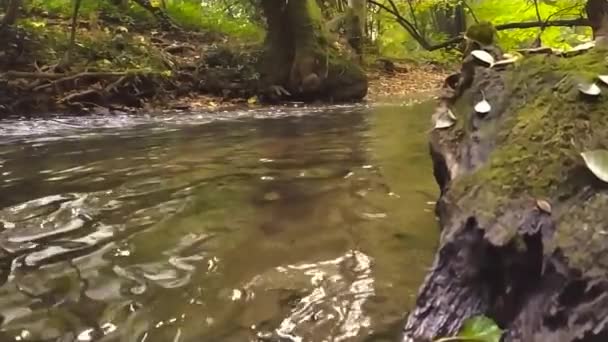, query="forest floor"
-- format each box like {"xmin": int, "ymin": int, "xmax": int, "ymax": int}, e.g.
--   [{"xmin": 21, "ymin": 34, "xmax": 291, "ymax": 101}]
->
[
  {"xmin": 0, "ymin": 15, "xmax": 449, "ymax": 116},
  {"xmin": 366, "ymin": 65, "xmax": 448, "ymax": 101}
]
